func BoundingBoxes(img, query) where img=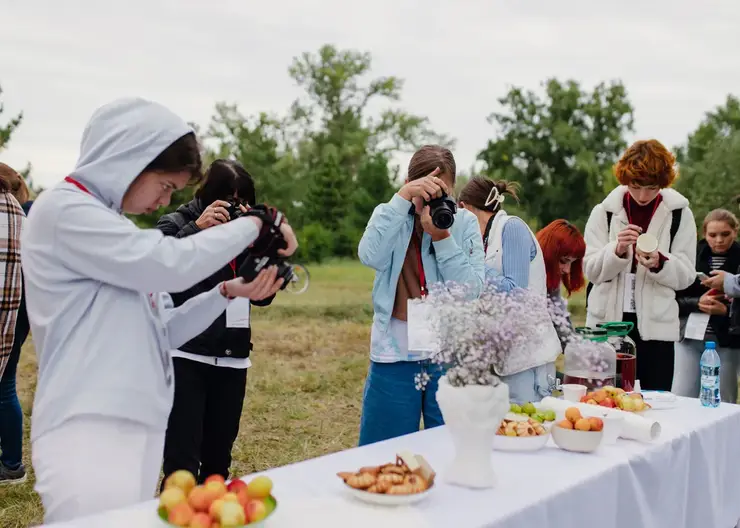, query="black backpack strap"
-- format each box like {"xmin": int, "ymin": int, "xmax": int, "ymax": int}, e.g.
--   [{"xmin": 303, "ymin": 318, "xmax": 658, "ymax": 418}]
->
[
  {"xmin": 668, "ymin": 208, "xmax": 682, "ymax": 252},
  {"xmin": 586, "ymin": 211, "xmax": 613, "ymax": 305}
]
